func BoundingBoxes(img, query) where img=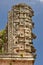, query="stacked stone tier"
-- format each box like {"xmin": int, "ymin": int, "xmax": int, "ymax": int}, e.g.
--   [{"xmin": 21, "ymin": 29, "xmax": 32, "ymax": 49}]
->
[{"xmin": 8, "ymin": 3, "xmax": 36, "ymax": 58}]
